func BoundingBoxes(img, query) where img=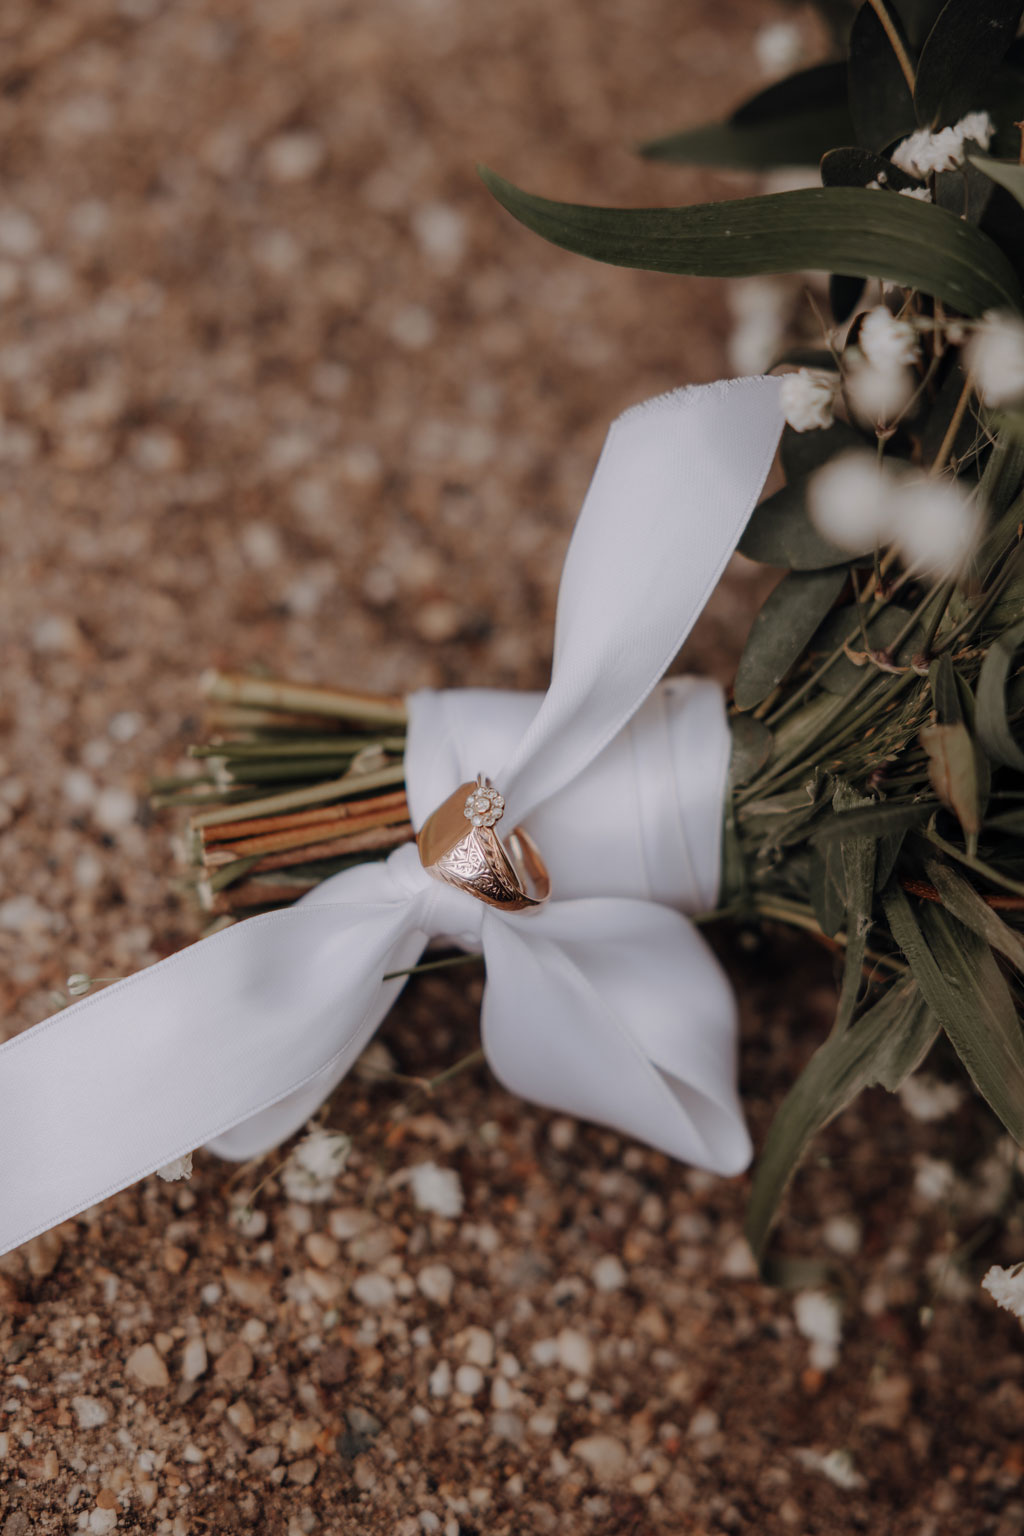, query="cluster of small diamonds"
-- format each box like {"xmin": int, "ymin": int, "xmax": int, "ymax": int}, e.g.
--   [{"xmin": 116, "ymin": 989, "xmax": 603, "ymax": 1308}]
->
[{"xmin": 464, "ymin": 783, "xmax": 504, "ymax": 829}]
